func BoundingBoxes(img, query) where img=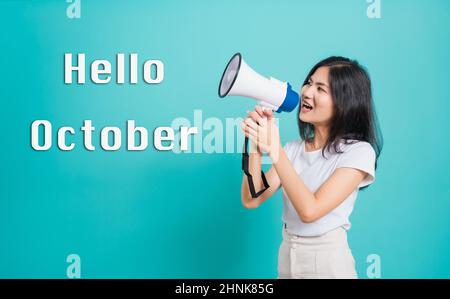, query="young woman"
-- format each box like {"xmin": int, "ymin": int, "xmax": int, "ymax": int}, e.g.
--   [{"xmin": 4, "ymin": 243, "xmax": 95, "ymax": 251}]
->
[{"xmin": 240, "ymin": 56, "xmax": 383, "ymax": 279}]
